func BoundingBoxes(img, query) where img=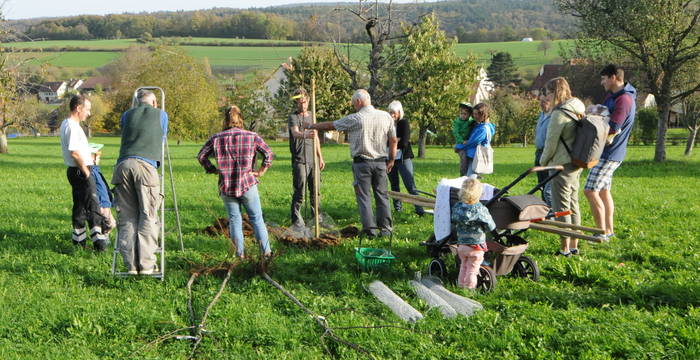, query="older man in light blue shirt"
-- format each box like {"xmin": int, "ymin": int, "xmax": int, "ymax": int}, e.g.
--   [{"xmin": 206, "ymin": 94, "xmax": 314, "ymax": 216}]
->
[{"xmin": 534, "ymin": 89, "xmax": 552, "ymax": 206}]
